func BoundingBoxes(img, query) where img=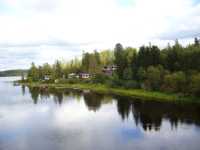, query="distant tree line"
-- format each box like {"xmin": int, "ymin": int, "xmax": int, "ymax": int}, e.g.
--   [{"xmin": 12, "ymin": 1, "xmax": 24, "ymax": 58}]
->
[
  {"xmin": 0, "ymin": 69, "xmax": 27, "ymax": 77},
  {"xmin": 27, "ymin": 38, "xmax": 200, "ymax": 97}
]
